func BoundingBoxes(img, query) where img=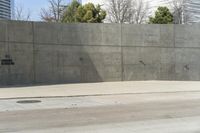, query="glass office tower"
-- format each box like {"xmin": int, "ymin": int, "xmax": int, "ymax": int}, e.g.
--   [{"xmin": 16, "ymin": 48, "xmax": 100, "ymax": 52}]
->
[
  {"xmin": 147, "ymin": 0, "xmax": 200, "ymax": 23},
  {"xmin": 186, "ymin": 0, "xmax": 200, "ymax": 23},
  {"xmin": 0, "ymin": 0, "xmax": 14, "ymax": 19}
]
